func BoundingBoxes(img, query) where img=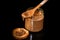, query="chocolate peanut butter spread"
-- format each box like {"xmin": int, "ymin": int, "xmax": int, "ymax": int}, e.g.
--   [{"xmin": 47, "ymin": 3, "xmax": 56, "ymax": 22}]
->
[
  {"xmin": 13, "ymin": 28, "xmax": 29, "ymax": 39},
  {"xmin": 15, "ymin": 29, "xmax": 26, "ymax": 36},
  {"xmin": 32, "ymin": 9, "xmax": 44, "ymax": 21},
  {"xmin": 25, "ymin": 9, "xmax": 44, "ymax": 32}
]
